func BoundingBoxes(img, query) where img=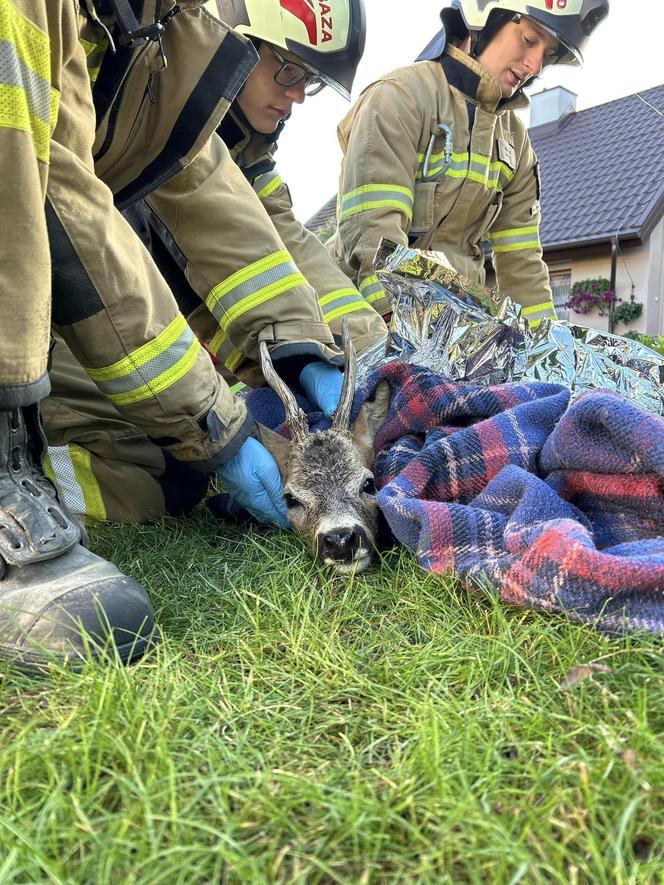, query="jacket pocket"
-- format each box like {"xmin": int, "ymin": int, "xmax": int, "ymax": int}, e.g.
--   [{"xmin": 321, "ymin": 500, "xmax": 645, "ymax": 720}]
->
[
  {"xmin": 410, "ymin": 181, "xmax": 437, "ymax": 238},
  {"xmin": 471, "ymin": 193, "xmax": 503, "ymax": 257}
]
